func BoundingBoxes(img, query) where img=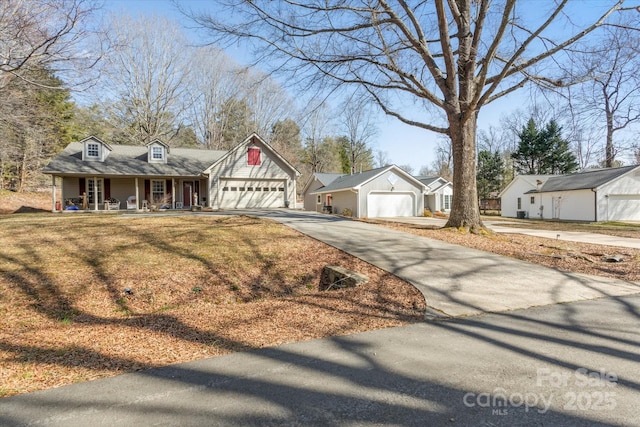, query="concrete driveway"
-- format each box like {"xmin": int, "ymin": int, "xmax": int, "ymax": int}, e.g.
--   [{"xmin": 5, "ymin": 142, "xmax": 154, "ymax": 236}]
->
[
  {"xmin": 256, "ymin": 210, "xmax": 639, "ymax": 318},
  {"xmin": 381, "ymin": 216, "xmax": 640, "ymax": 249}
]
